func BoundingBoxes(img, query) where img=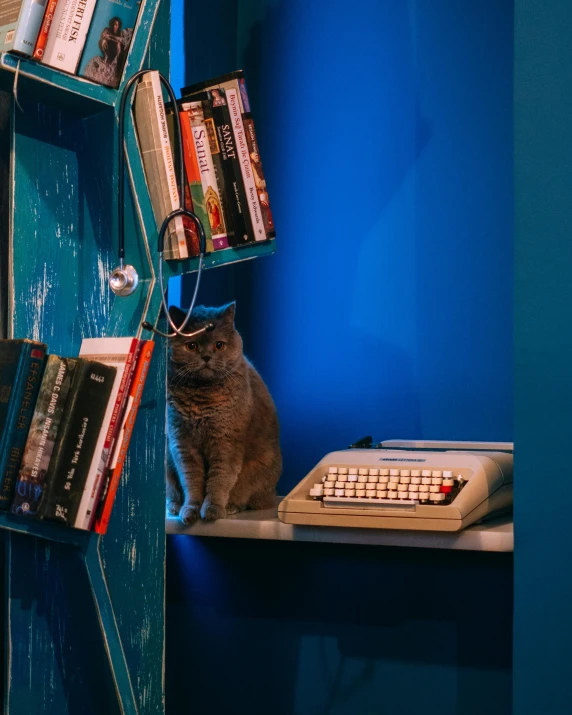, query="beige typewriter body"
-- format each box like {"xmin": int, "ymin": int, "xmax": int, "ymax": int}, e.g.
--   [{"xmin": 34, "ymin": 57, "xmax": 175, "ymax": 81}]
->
[{"xmin": 278, "ymin": 442, "xmax": 513, "ymax": 532}]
